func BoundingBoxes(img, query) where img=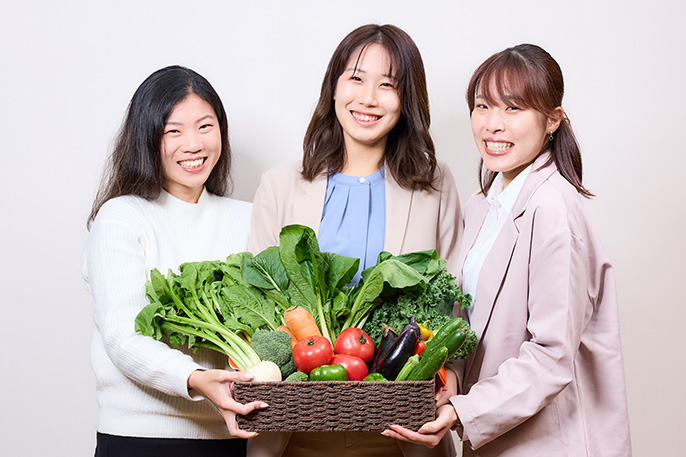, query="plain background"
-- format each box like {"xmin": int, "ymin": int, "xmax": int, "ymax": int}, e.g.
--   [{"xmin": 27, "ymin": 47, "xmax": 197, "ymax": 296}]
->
[{"xmin": 1, "ymin": 1, "xmax": 684, "ymax": 456}]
